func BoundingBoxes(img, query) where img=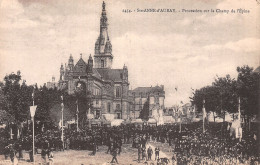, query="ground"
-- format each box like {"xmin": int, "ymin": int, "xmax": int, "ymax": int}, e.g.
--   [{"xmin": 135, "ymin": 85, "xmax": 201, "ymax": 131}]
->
[{"xmin": 0, "ymin": 142, "xmax": 173, "ymax": 165}]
